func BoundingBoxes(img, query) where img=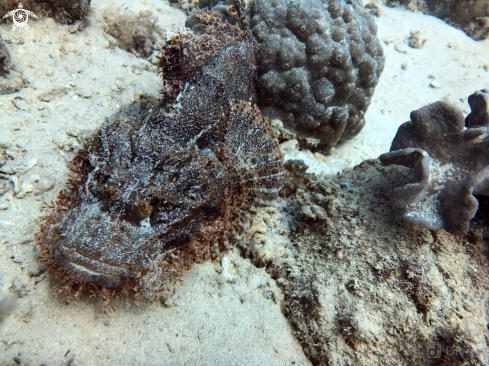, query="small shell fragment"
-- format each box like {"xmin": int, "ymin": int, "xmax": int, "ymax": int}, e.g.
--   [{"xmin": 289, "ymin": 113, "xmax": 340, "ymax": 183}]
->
[{"xmin": 430, "ymin": 81, "xmax": 442, "ymax": 88}]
